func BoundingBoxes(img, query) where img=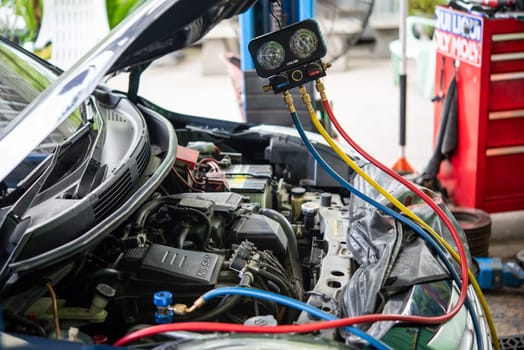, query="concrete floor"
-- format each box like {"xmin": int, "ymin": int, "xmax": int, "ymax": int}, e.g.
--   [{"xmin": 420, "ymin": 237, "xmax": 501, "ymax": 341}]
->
[{"xmin": 106, "ymin": 44, "xmax": 524, "ymax": 342}]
